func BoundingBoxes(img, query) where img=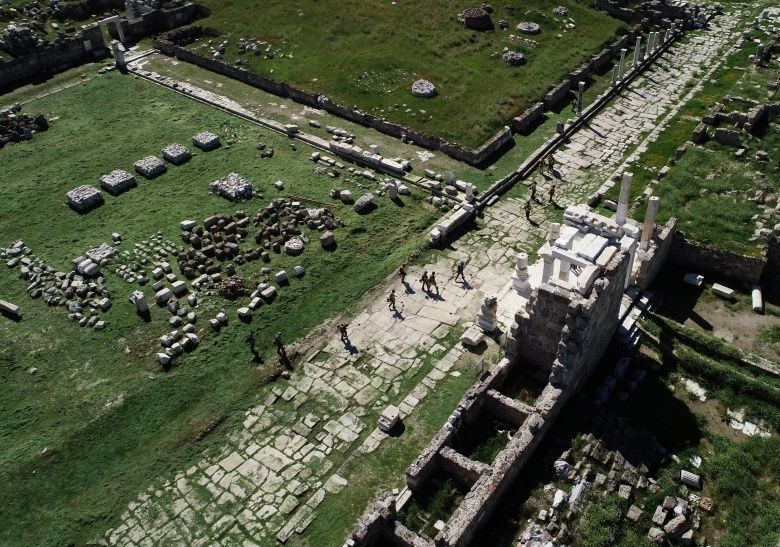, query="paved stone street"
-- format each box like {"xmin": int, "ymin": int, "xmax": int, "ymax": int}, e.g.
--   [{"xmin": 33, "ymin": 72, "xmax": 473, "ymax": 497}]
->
[
  {"xmin": 524, "ymin": 12, "xmax": 739, "ymax": 208},
  {"xmin": 101, "ymin": 13, "xmax": 742, "ymax": 546}
]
